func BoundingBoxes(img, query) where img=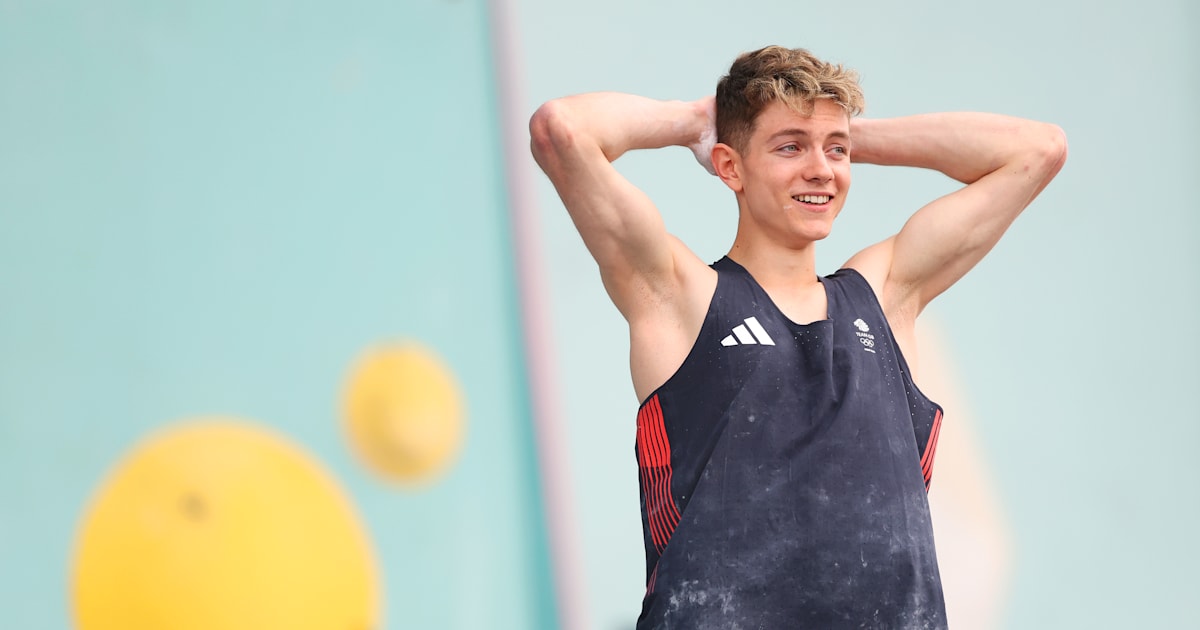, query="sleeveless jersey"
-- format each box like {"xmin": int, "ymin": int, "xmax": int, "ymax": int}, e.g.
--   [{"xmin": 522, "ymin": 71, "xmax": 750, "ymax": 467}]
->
[{"xmin": 634, "ymin": 257, "xmax": 947, "ymax": 629}]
